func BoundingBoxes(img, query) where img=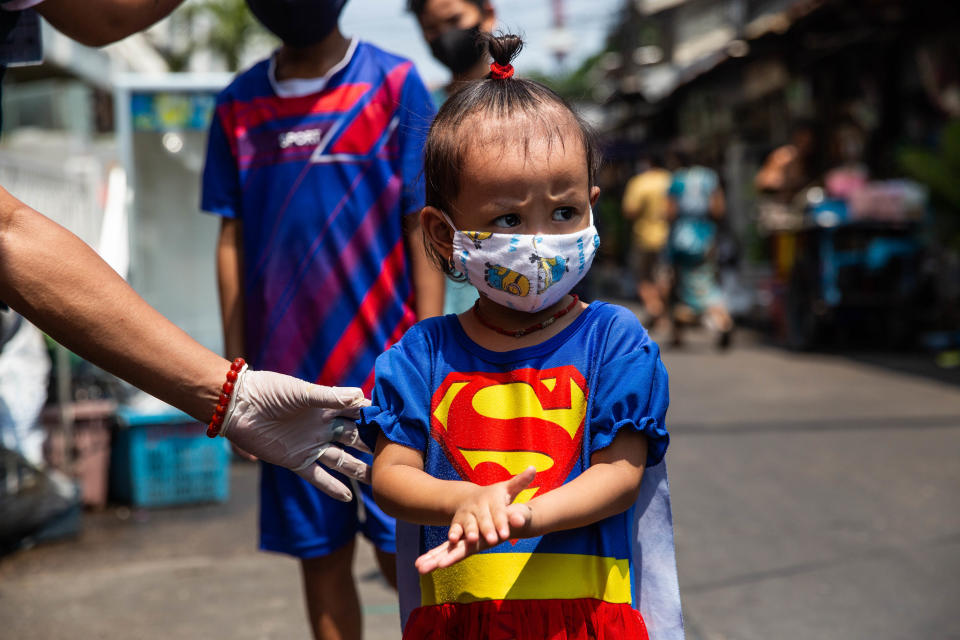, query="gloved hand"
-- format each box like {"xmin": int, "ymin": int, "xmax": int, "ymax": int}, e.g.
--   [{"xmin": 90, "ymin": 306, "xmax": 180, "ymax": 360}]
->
[{"xmin": 219, "ymin": 367, "xmax": 371, "ymax": 502}]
